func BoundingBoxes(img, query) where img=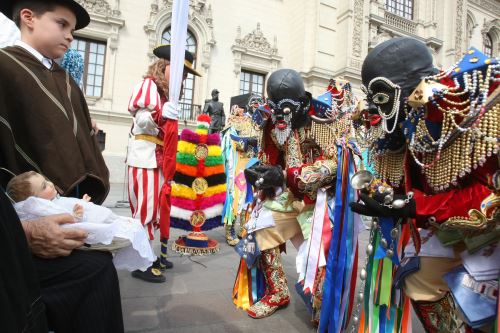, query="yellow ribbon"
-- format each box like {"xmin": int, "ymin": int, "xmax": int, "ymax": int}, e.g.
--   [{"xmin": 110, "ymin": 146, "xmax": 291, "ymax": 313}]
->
[{"xmin": 232, "ymin": 259, "xmax": 251, "ymax": 310}]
